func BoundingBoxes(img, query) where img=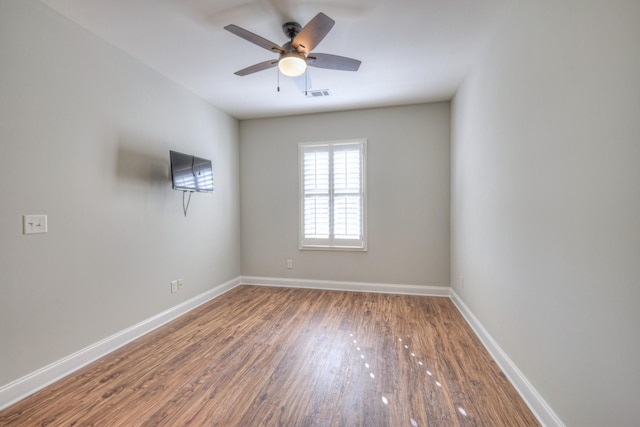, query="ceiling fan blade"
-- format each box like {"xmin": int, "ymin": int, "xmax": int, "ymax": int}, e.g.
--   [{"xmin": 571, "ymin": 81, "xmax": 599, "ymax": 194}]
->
[
  {"xmin": 234, "ymin": 60, "xmax": 279, "ymax": 76},
  {"xmin": 291, "ymin": 71, "xmax": 313, "ymax": 93},
  {"xmin": 292, "ymin": 13, "xmax": 335, "ymax": 54},
  {"xmin": 224, "ymin": 24, "xmax": 284, "ymax": 53},
  {"xmin": 307, "ymin": 53, "xmax": 361, "ymax": 71}
]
